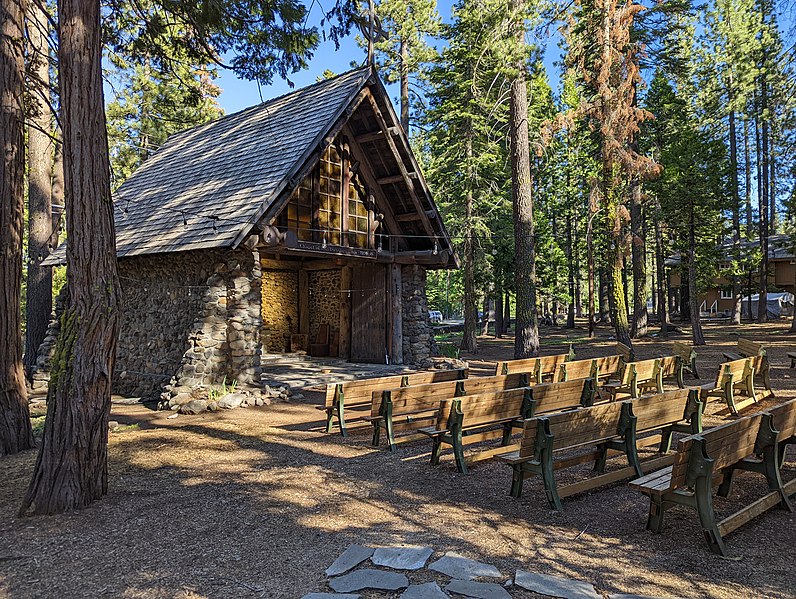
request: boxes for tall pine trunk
[494,271,503,339]
[566,203,575,329]
[24,0,55,377]
[20,0,121,514]
[728,105,742,325]
[460,131,478,353]
[399,37,409,134]
[629,177,647,337]
[654,208,669,335]
[688,201,705,345]
[758,77,769,323]
[1,0,35,456]
[510,0,539,358]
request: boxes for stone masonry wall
[35,247,263,400]
[261,269,298,353]
[309,269,341,345]
[401,265,438,364]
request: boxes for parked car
[428,310,443,323]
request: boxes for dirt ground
[1,321,795,599]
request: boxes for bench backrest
[714,358,750,387]
[672,341,694,362]
[403,368,468,386]
[530,378,594,414]
[657,355,679,379]
[325,375,407,407]
[617,342,633,362]
[632,358,660,382]
[438,388,532,431]
[519,400,626,457]
[460,373,529,395]
[767,398,796,441]
[372,380,461,417]
[593,355,624,379]
[737,337,765,357]
[670,414,765,490]
[495,352,569,378]
[627,388,701,433]
[555,359,595,382]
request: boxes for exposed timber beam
[363,90,436,237]
[394,212,421,222]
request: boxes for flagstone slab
[609,595,685,599]
[302,594,361,599]
[445,579,512,599]
[428,552,502,580]
[400,581,450,599]
[328,569,409,593]
[325,545,375,577]
[514,570,600,599]
[372,546,434,570]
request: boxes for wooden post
[391,264,404,364]
[298,269,309,335]
[339,266,352,360]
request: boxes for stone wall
[261,269,298,352]
[309,269,341,346]
[34,247,263,400]
[401,265,438,364]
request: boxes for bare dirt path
[1,321,794,598]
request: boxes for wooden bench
[494,347,575,380]
[673,341,699,379]
[603,358,662,400]
[769,399,796,470]
[616,341,634,362]
[592,355,624,382]
[630,406,795,556]
[555,358,596,383]
[369,373,529,450]
[699,358,756,416]
[653,355,686,389]
[722,337,764,362]
[420,388,535,474]
[321,369,467,436]
[498,388,702,510]
[788,352,796,369]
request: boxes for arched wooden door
[350,263,387,363]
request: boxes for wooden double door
[350,263,388,363]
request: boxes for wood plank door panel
[350,264,387,363]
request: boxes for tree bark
[587,211,595,338]
[20,0,121,514]
[566,190,575,329]
[688,201,705,345]
[758,87,769,323]
[24,0,55,377]
[460,131,478,354]
[728,107,742,324]
[510,0,539,358]
[503,291,511,334]
[654,210,669,335]
[629,178,647,337]
[494,273,503,339]
[1,0,35,456]
[743,117,753,238]
[599,268,611,324]
[399,37,409,134]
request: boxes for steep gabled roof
[110,67,373,258]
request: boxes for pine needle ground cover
[1,321,793,598]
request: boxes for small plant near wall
[208,377,238,402]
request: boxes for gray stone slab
[325,544,375,577]
[401,582,450,599]
[372,546,434,571]
[428,552,502,580]
[514,570,600,599]
[609,595,686,599]
[328,569,409,593]
[445,579,511,599]
[302,594,361,599]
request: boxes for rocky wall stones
[309,269,341,345]
[261,269,298,352]
[401,265,439,365]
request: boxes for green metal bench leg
[325,407,335,433]
[624,428,644,478]
[659,428,674,453]
[691,357,700,379]
[717,466,736,498]
[762,445,793,512]
[453,432,467,474]
[593,443,608,473]
[384,413,396,452]
[510,465,524,498]
[501,423,512,446]
[695,475,727,556]
[647,496,666,533]
[724,382,738,416]
[337,399,348,437]
[430,437,443,465]
[371,423,381,447]
[541,455,562,511]
[763,367,774,396]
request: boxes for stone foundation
[401,265,438,364]
[309,269,341,346]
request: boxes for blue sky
[213,0,564,115]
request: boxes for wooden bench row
[699,355,773,415]
[631,398,796,556]
[498,388,703,510]
[319,368,468,436]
